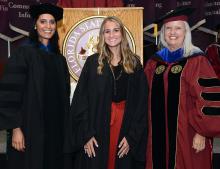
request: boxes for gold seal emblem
[155,65,166,74]
[171,65,182,74]
[62,16,135,81]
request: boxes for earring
[34,25,36,29]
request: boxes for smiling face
[103,20,122,50]
[164,20,186,51]
[36,13,56,46]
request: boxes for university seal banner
[62,16,135,81]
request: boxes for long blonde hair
[97,16,139,74]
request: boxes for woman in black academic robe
[0,3,70,169]
[66,16,148,169]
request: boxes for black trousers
[213,153,220,169]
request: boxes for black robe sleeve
[0,47,27,130]
[66,57,95,152]
[125,67,148,162]
[61,56,71,99]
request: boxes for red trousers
[108,101,125,169]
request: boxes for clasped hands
[84,136,129,158]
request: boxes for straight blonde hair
[159,21,202,57]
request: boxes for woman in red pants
[66,16,148,169]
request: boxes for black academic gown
[66,53,148,169]
[0,44,70,169]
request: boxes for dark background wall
[1,0,219,68]
[0,0,220,168]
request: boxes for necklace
[110,65,123,96]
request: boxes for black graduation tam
[29,3,63,21]
[155,6,195,24]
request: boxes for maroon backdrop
[0,0,58,77]
[0,0,219,71]
[57,0,123,7]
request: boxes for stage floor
[1,132,220,168]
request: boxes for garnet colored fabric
[108,101,125,169]
[205,44,220,79]
[57,0,123,7]
[145,52,220,169]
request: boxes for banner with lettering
[8,0,36,36]
[0,0,58,61]
[0,0,219,63]
[0,0,20,38]
[129,0,207,26]
[0,0,19,65]
[205,0,220,29]
[9,0,58,35]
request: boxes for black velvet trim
[201,92,220,101]
[151,63,167,169]
[202,107,220,115]
[167,60,187,169]
[198,78,220,87]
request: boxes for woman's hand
[84,137,98,158]
[12,128,25,152]
[118,137,129,158]
[192,133,205,153]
